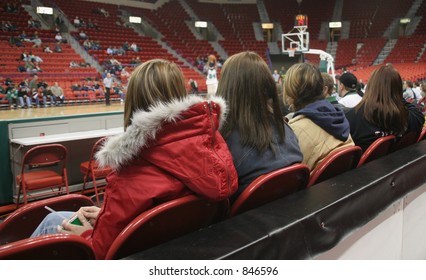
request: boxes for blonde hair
[321,72,334,97]
[123,59,187,128]
[284,63,324,111]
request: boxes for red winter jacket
[81,95,238,259]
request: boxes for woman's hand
[77,206,101,226]
[58,211,93,236]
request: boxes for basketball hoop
[288,48,296,57]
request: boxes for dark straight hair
[356,64,408,135]
[216,51,285,153]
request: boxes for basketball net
[288,48,296,57]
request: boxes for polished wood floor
[0,102,124,121]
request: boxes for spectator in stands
[9,35,23,47]
[17,80,32,108]
[322,72,344,111]
[120,67,130,84]
[83,39,92,50]
[93,80,103,95]
[50,82,64,105]
[345,64,425,152]
[5,21,17,31]
[54,42,62,53]
[19,31,27,41]
[42,86,56,107]
[31,52,43,63]
[69,61,80,68]
[336,72,362,109]
[112,82,125,103]
[31,32,42,48]
[28,75,38,94]
[4,2,18,13]
[421,83,426,98]
[116,46,126,56]
[130,42,139,52]
[28,19,37,29]
[43,45,53,53]
[4,2,14,13]
[87,19,95,28]
[6,85,18,109]
[73,16,81,28]
[106,46,114,55]
[413,82,421,98]
[79,18,87,28]
[129,56,141,67]
[0,21,8,31]
[284,63,354,170]
[100,8,109,17]
[31,58,238,260]
[92,40,101,50]
[79,31,88,40]
[272,69,280,87]
[103,73,113,106]
[122,41,130,51]
[403,80,421,104]
[55,33,64,43]
[25,60,38,72]
[216,51,302,199]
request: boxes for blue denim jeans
[31,211,74,237]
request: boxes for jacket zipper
[208,101,231,194]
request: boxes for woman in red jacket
[31,59,238,259]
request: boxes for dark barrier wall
[126,141,426,260]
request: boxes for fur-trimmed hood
[96,95,228,170]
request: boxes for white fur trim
[96,95,227,170]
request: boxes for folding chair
[80,137,112,206]
[16,144,69,209]
[105,194,229,259]
[307,146,362,188]
[229,164,310,217]
[357,135,396,167]
[0,234,95,260]
[0,194,94,245]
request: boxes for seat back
[357,135,396,167]
[87,137,110,173]
[0,194,94,245]
[392,131,420,152]
[105,194,229,260]
[308,146,362,188]
[22,144,67,169]
[418,127,426,143]
[0,234,95,260]
[80,137,112,205]
[229,164,310,217]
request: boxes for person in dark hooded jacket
[284,63,355,170]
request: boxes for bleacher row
[2,0,426,110]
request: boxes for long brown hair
[216,51,284,152]
[123,59,187,128]
[356,64,408,134]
